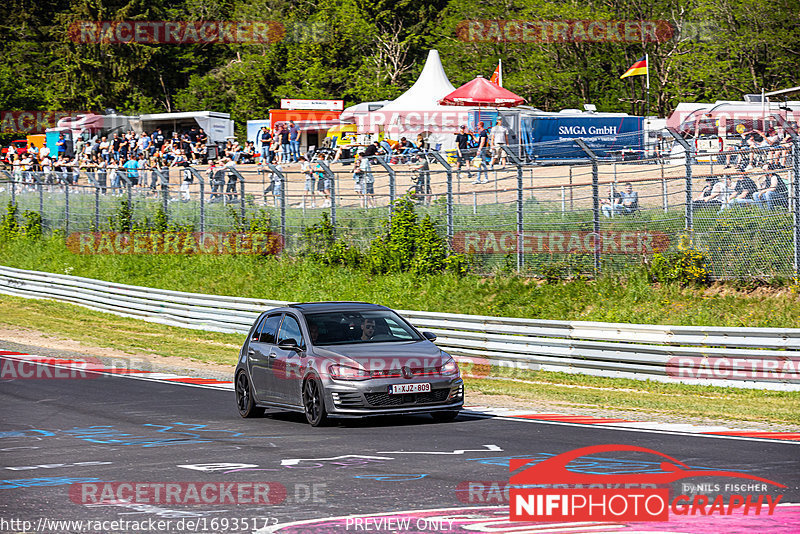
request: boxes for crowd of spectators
[4,127,252,200]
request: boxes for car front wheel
[303,376,328,427]
[235,371,264,418]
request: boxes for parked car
[234,302,464,426]
[2,140,28,163]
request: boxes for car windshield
[305,310,423,346]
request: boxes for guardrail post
[267,164,287,242]
[427,151,453,240]
[668,127,695,234]
[10,175,16,206]
[575,139,600,275]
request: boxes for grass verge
[2,295,798,426]
[1,235,800,327]
[0,295,242,366]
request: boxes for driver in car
[360,318,376,341]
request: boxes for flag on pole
[489,60,502,87]
[620,56,648,79]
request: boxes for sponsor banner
[452,230,670,255]
[456,20,674,43]
[511,488,669,521]
[509,444,786,523]
[0,111,91,134]
[68,21,285,44]
[65,232,284,255]
[356,110,472,134]
[281,99,344,111]
[667,356,800,382]
[69,482,286,505]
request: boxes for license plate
[390,383,431,394]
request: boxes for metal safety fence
[1,265,798,391]
[1,127,798,280]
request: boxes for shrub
[650,235,710,286]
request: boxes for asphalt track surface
[1,342,799,534]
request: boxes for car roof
[288,301,391,314]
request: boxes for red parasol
[438,76,525,107]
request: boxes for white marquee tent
[356,50,473,150]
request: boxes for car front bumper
[322,377,464,417]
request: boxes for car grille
[365,388,450,407]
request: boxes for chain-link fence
[1,128,798,280]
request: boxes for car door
[249,313,282,403]
[269,314,306,406]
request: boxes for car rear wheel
[235,371,264,418]
[431,410,459,422]
[303,377,328,427]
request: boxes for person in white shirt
[99,136,110,162]
[490,118,508,166]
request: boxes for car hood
[311,341,444,368]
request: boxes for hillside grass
[1,235,800,327]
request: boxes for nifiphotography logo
[509,444,785,522]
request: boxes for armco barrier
[1,265,798,391]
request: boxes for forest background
[1,0,798,142]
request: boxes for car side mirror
[279,339,302,351]
[422,331,437,342]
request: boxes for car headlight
[441,354,460,376]
[328,363,371,381]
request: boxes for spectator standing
[279,124,291,164]
[39,143,50,164]
[299,155,316,208]
[223,157,238,201]
[315,160,331,207]
[111,133,121,161]
[490,117,508,166]
[266,163,283,206]
[96,156,107,194]
[289,121,300,162]
[107,159,120,194]
[259,126,272,164]
[137,153,149,190]
[122,156,139,187]
[473,121,490,184]
[56,134,67,159]
[99,136,110,163]
[455,125,474,182]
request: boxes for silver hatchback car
[234,302,464,426]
